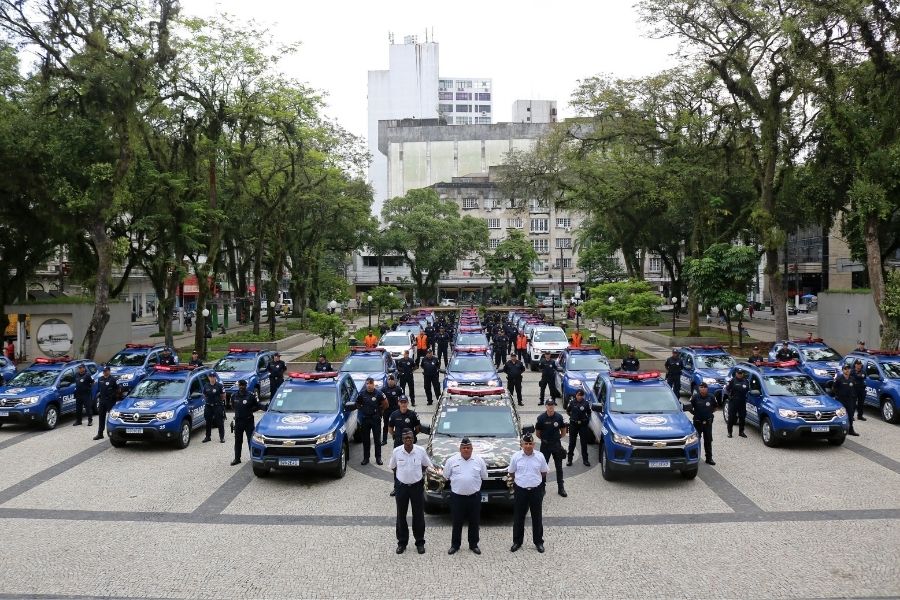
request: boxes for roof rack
[288,371,339,380]
[446,387,506,397]
[608,370,660,380]
[152,365,197,372]
[34,356,72,364]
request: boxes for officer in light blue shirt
[443,438,488,555]
[508,433,549,553]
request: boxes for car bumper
[606,443,701,471]
[771,421,847,440]
[250,440,342,469]
[0,408,42,424]
[108,422,181,442]
[424,480,514,506]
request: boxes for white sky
[183,0,678,140]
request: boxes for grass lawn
[298,340,351,363]
[206,328,292,349]
[668,327,760,345]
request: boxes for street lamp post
[549,289,557,323]
[608,296,616,346]
[574,291,581,330]
[388,291,394,323]
[367,294,373,329]
[671,296,678,336]
[327,300,339,350]
[201,308,210,358]
[269,300,276,339]
[735,303,744,350]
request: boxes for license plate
[481,494,489,503]
[811,426,830,433]
[278,458,300,467]
[125,428,143,434]
[0,411,8,417]
[648,460,671,469]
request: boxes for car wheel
[761,417,779,447]
[174,419,191,449]
[828,434,846,446]
[722,400,730,423]
[680,467,698,480]
[881,399,899,424]
[331,442,348,479]
[600,444,618,481]
[252,464,270,478]
[109,436,127,448]
[42,404,59,430]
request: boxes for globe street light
[367,294,373,329]
[201,308,210,358]
[735,303,745,350]
[671,296,679,336]
[268,300,276,339]
[608,296,616,346]
[549,289,557,322]
[327,300,339,349]
[574,291,582,330]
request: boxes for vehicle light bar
[228,347,262,353]
[34,356,71,364]
[793,337,824,343]
[455,346,488,353]
[753,360,799,368]
[125,343,155,349]
[447,387,506,397]
[568,346,601,352]
[153,365,197,372]
[608,370,661,380]
[686,345,724,350]
[865,350,900,356]
[350,346,388,353]
[289,371,339,380]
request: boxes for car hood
[532,341,568,350]
[380,343,410,352]
[566,369,606,382]
[427,436,520,469]
[108,366,142,376]
[115,397,185,412]
[256,411,339,437]
[445,371,498,383]
[0,385,53,399]
[768,395,843,411]
[607,412,693,439]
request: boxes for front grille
[120,413,156,424]
[264,446,317,457]
[630,438,685,448]
[631,448,685,459]
[264,437,317,447]
[798,410,836,422]
[0,398,21,407]
[482,478,511,492]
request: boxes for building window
[455,116,472,125]
[554,258,573,269]
[486,218,501,229]
[489,238,501,250]
[532,239,549,254]
[457,80,473,89]
[439,80,452,90]
[439,103,453,113]
[478,80,490,88]
[530,218,549,233]
[556,217,571,229]
[438,91,453,101]
[455,92,472,101]
[475,116,491,124]
[455,104,472,112]
[555,238,572,249]
[462,197,478,210]
[530,199,548,212]
[362,255,404,267]
[484,199,500,210]
[507,198,522,209]
[475,92,491,101]
[507,217,523,229]
[532,260,547,273]
[475,105,491,113]
[648,257,662,273]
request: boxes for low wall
[226,332,318,353]
[629,330,722,348]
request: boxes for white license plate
[278,458,300,467]
[811,426,830,433]
[481,494,489,503]
[648,460,671,468]
[125,428,143,434]
[0,411,8,417]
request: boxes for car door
[864,361,882,407]
[679,352,694,391]
[555,351,567,391]
[146,351,159,369]
[746,373,763,425]
[257,354,271,398]
[343,377,358,435]
[588,378,607,441]
[57,368,76,414]
[188,376,205,428]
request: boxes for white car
[527,325,570,369]
[378,331,417,362]
[439,299,457,307]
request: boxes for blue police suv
[585,370,700,481]
[211,347,275,405]
[0,356,99,430]
[767,338,842,390]
[677,345,736,404]
[443,348,501,389]
[104,343,179,393]
[555,346,611,401]
[0,355,16,385]
[722,360,848,447]
[249,371,359,478]
[338,347,395,391]
[107,365,211,449]
[841,350,900,424]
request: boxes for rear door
[746,372,763,425]
[257,354,271,398]
[865,361,882,407]
[57,368,76,414]
[188,376,205,428]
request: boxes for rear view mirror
[343,401,357,412]
[749,389,761,396]
[590,402,603,413]
[190,392,203,400]
[419,425,431,435]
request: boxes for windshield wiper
[633,410,668,414]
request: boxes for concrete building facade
[512,100,557,124]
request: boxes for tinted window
[801,346,841,361]
[866,362,880,377]
[340,355,386,372]
[881,362,900,379]
[449,355,495,373]
[214,358,256,372]
[107,351,146,367]
[695,355,736,369]
[433,405,517,437]
[568,354,610,370]
[607,386,679,413]
[58,370,75,386]
[189,378,203,397]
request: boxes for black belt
[396,479,424,487]
[451,491,480,497]
[514,483,543,491]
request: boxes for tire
[173,419,191,450]
[828,434,846,446]
[761,417,780,447]
[600,444,618,481]
[331,442,348,479]
[42,404,59,430]
[681,468,698,480]
[253,464,270,478]
[722,400,730,424]
[109,436,127,448]
[881,399,899,424]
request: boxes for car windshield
[568,354,610,371]
[763,375,822,396]
[449,355,495,373]
[533,330,567,343]
[214,358,257,372]
[130,378,187,399]
[608,387,679,413]
[434,405,518,437]
[695,355,736,369]
[269,387,336,412]
[7,369,58,387]
[106,351,147,367]
[380,334,410,346]
[882,362,900,378]
[802,346,841,362]
[340,355,384,372]
[456,333,488,346]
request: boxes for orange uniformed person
[515,332,529,364]
[570,330,583,348]
[416,329,429,366]
[364,330,379,348]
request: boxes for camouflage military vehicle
[420,386,522,512]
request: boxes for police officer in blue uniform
[686,382,715,465]
[501,353,526,407]
[382,375,404,446]
[725,369,749,438]
[435,327,451,368]
[356,377,388,465]
[424,323,436,353]
[159,348,176,366]
[565,389,591,467]
[73,363,94,427]
[267,353,287,397]
[851,360,867,421]
[833,364,859,436]
[619,347,640,372]
[314,354,333,372]
[420,349,441,406]
[202,372,226,443]
[746,346,765,364]
[93,365,117,440]
[396,350,417,406]
[187,350,204,368]
[535,400,568,497]
[537,352,560,405]
[492,330,508,368]
[230,379,259,465]
[664,349,684,396]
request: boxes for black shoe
[389,490,396,497]
[73,422,82,427]
[381,440,387,446]
[376,458,383,465]
[583,460,590,467]
[706,458,716,465]
[536,543,545,553]
[558,487,567,497]
[361,459,369,465]
[566,460,573,467]
[448,546,459,555]
[427,402,433,406]
[538,401,544,405]
[202,437,211,443]
[470,546,481,555]
[230,459,241,466]
[92,434,103,440]
[848,430,860,436]
[87,420,92,426]
[396,545,406,554]
[727,433,733,438]
[220,438,225,443]
[416,545,425,554]
[411,403,416,407]
[738,432,747,438]
[858,416,867,421]
[510,543,521,552]
[518,402,523,406]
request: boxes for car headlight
[117,373,134,381]
[684,432,699,445]
[778,408,798,419]
[108,409,121,419]
[486,379,499,386]
[612,432,632,446]
[19,396,40,405]
[252,432,267,444]
[835,407,847,417]
[812,369,829,376]
[155,410,175,421]
[702,377,718,385]
[316,430,336,445]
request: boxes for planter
[629,330,723,348]
[226,332,318,352]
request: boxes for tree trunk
[252,235,263,335]
[765,248,788,341]
[80,223,112,359]
[862,214,891,348]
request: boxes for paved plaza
[0,371,898,599]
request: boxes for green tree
[581,280,662,346]
[307,310,347,352]
[369,285,404,321]
[484,230,538,302]
[381,188,489,303]
[882,271,900,350]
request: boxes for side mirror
[343,401,357,412]
[419,425,431,435]
[590,402,603,413]
[748,389,761,397]
[190,392,203,400]
[869,374,881,381]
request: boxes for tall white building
[512,100,557,124]
[438,77,493,125]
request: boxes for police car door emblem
[281,414,313,425]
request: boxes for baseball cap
[238,379,247,387]
[522,433,534,443]
[545,398,557,406]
